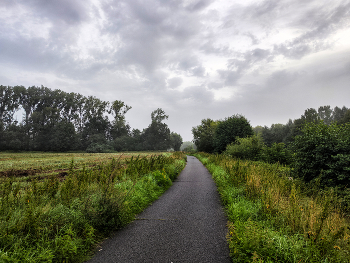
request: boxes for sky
[1,0,350,142]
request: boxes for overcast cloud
[1,0,350,141]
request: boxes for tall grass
[195,153,350,262]
[0,153,186,262]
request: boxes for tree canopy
[0,85,182,152]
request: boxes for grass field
[0,152,160,177]
[0,151,186,262]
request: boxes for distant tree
[333,106,349,123]
[338,109,350,125]
[151,108,168,123]
[110,100,132,139]
[192,118,218,153]
[214,115,253,153]
[82,96,110,149]
[141,108,171,150]
[253,125,264,135]
[318,105,333,125]
[180,141,196,151]
[170,132,183,151]
[0,85,21,125]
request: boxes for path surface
[86,156,231,263]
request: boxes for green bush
[86,143,113,153]
[224,135,264,161]
[225,136,292,165]
[292,121,350,187]
[261,142,292,165]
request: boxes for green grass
[0,152,186,262]
[194,153,350,263]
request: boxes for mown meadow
[0,151,186,262]
[194,153,350,262]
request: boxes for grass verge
[194,153,350,262]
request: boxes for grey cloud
[24,0,89,25]
[207,82,222,90]
[226,48,271,74]
[217,70,240,86]
[181,85,214,104]
[186,0,213,12]
[243,32,260,45]
[265,70,302,90]
[167,77,183,89]
[200,41,232,56]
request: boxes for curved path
[86,156,231,263]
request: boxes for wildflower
[334,246,341,250]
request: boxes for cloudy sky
[1,0,350,141]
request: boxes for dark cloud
[25,0,89,25]
[186,0,213,12]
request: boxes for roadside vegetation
[195,153,349,262]
[0,152,186,262]
[190,105,350,261]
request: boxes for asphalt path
[86,156,231,263]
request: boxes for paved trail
[86,156,231,263]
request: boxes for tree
[214,115,253,153]
[151,108,168,123]
[170,132,183,151]
[333,106,349,123]
[141,108,171,150]
[192,118,218,153]
[82,96,110,149]
[110,100,131,139]
[318,105,333,125]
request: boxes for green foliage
[225,135,264,161]
[214,114,253,153]
[192,118,218,153]
[292,121,350,187]
[141,108,171,151]
[224,135,292,165]
[86,143,113,153]
[170,132,183,151]
[261,142,292,165]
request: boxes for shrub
[86,143,113,153]
[224,135,264,161]
[261,142,292,165]
[291,121,350,187]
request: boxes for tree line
[192,105,350,203]
[0,85,182,152]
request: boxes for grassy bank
[0,152,186,262]
[194,153,350,262]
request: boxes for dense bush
[224,135,292,165]
[224,135,264,161]
[261,142,292,165]
[292,121,350,188]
